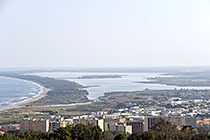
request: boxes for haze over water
[33,72,210,100]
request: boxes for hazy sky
[0,0,210,68]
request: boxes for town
[1,94,210,135]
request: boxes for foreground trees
[128,120,210,140]
[0,121,210,140]
[114,133,127,140]
[0,124,102,140]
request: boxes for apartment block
[144,116,162,131]
[20,118,49,133]
[127,121,144,133]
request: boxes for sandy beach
[0,76,50,112]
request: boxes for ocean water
[1,71,210,109]
[0,77,41,108]
[32,72,210,100]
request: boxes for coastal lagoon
[0,77,42,108]
[32,72,210,100]
[1,72,210,109]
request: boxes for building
[167,117,183,127]
[49,121,60,133]
[20,118,49,133]
[105,122,132,134]
[183,117,196,128]
[48,116,70,133]
[0,131,4,136]
[127,121,144,133]
[49,121,69,133]
[1,124,20,132]
[144,116,162,131]
[197,118,210,128]
[73,118,104,132]
[124,125,132,134]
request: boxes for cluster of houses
[1,96,210,134]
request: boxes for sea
[0,77,42,108]
[1,72,210,108]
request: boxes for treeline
[1,121,210,140]
[0,124,102,140]
[0,73,84,90]
[127,120,210,140]
[138,76,210,87]
[104,89,210,99]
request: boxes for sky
[0,0,210,68]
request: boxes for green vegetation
[127,120,210,140]
[137,76,210,87]
[137,71,210,87]
[1,121,210,140]
[0,124,102,140]
[99,89,210,110]
[114,133,127,140]
[102,132,114,140]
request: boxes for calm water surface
[33,72,210,100]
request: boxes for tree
[102,131,114,140]
[151,120,180,140]
[52,126,71,140]
[114,133,127,140]
[192,134,209,140]
[140,131,156,140]
[70,124,102,140]
[17,131,49,140]
[128,132,142,140]
[197,125,210,135]
[88,124,103,140]
[181,126,197,135]
[152,120,179,134]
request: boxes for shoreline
[134,81,210,89]
[0,76,50,112]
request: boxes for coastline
[0,76,50,112]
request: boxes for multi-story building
[144,116,162,131]
[127,121,144,133]
[167,117,183,127]
[73,118,104,132]
[48,116,70,133]
[20,118,49,133]
[49,121,61,133]
[183,117,196,128]
[1,124,20,132]
[105,122,132,134]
